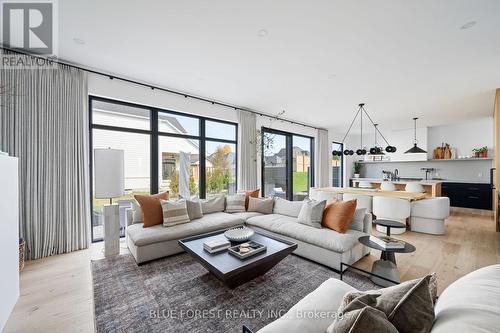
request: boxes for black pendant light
[404,117,427,154]
[337,103,396,156]
[369,124,385,155]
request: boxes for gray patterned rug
[91,253,379,333]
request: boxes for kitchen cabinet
[441,182,492,210]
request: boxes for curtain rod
[1,46,324,131]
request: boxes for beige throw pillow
[225,193,246,213]
[201,195,225,214]
[186,199,203,220]
[247,197,274,214]
[161,199,190,227]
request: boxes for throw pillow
[225,193,246,213]
[273,197,304,217]
[201,195,226,214]
[327,305,399,333]
[161,199,190,227]
[247,197,274,214]
[298,198,327,228]
[131,199,143,223]
[186,199,203,220]
[337,275,435,333]
[348,208,367,232]
[134,192,169,228]
[238,189,260,210]
[322,199,357,233]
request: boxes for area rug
[92,253,379,333]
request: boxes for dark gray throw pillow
[328,305,398,333]
[333,275,435,333]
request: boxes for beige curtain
[0,51,90,259]
[237,110,258,190]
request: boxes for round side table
[358,235,416,287]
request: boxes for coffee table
[358,235,415,287]
[178,228,297,288]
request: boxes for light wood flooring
[4,208,500,332]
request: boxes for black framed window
[261,127,314,201]
[90,96,238,242]
[332,141,343,187]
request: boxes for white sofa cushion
[230,211,263,221]
[273,197,303,217]
[431,264,500,333]
[411,197,450,220]
[246,214,366,253]
[257,278,355,333]
[127,212,244,246]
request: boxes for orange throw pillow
[322,199,357,233]
[240,189,260,210]
[134,192,169,228]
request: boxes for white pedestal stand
[103,204,120,256]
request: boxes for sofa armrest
[363,213,373,234]
[125,208,134,227]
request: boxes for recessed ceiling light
[328,74,337,79]
[73,38,85,45]
[460,21,476,30]
[258,29,268,37]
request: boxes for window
[332,141,343,187]
[90,97,238,242]
[206,141,236,198]
[262,128,314,201]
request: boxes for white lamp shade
[94,149,124,198]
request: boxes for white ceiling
[59,0,500,132]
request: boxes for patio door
[261,128,314,201]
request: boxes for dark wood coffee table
[178,229,297,288]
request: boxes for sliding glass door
[332,141,343,187]
[262,128,314,201]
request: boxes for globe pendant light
[369,124,385,155]
[336,103,396,157]
[404,117,427,154]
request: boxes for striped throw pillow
[225,193,246,213]
[160,199,190,227]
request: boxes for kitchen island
[350,178,443,197]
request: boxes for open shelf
[358,158,493,164]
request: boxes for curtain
[315,129,330,188]
[237,110,258,190]
[0,51,90,260]
[179,151,190,199]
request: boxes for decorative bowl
[224,227,255,242]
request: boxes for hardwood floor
[4,208,500,332]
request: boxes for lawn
[293,172,308,193]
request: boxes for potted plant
[472,147,488,158]
[353,162,362,178]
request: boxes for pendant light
[404,117,427,154]
[332,103,396,157]
[369,124,385,155]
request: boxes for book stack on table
[203,239,231,253]
[369,235,405,249]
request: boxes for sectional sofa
[125,197,372,271]
[257,264,500,333]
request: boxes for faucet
[394,169,399,181]
[382,170,398,181]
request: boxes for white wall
[427,117,494,158]
[0,156,19,331]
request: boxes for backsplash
[360,159,493,183]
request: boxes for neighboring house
[265,146,311,172]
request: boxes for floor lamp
[94,148,124,256]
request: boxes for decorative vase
[354,173,360,178]
[482,150,488,158]
[474,152,480,158]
